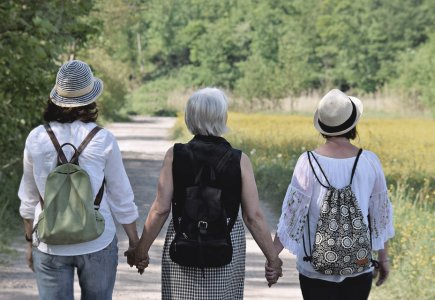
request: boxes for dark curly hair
[322,127,357,140]
[43,99,98,123]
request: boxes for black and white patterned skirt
[162,218,246,300]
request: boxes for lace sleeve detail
[277,185,311,254]
[369,190,394,250]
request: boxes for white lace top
[277,150,394,282]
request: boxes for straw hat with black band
[50,60,104,108]
[314,89,363,136]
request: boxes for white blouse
[19,121,138,256]
[277,150,394,282]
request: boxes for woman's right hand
[373,260,390,286]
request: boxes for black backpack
[303,149,377,275]
[169,146,235,269]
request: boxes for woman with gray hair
[128,87,282,299]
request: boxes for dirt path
[0,116,301,299]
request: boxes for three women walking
[19,60,394,300]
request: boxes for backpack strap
[44,124,68,164]
[302,214,313,263]
[307,151,330,188]
[349,149,363,185]
[183,144,236,230]
[73,126,105,209]
[303,151,330,262]
[70,126,103,164]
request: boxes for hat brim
[50,78,104,108]
[313,96,363,136]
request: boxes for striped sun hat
[50,60,104,107]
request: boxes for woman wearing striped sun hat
[19,60,140,300]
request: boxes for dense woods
[1,0,434,231]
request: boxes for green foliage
[118,0,435,114]
[124,76,185,115]
[153,108,178,117]
[393,33,435,115]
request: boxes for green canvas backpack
[33,124,105,245]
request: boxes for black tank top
[172,135,242,230]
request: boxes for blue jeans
[32,237,118,300]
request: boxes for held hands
[124,240,150,275]
[265,257,283,287]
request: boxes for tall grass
[371,182,435,300]
[173,112,435,299]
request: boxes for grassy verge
[369,183,434,300]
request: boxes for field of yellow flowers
[174,112,434,300]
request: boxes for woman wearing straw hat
[270,89,394,300]
[18,60,140,300]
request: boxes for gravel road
[0,116,302,299]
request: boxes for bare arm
[122,222,139,245]
[240,153,280,266]
[134,148,173,264]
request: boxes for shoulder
[295,151,311,169]
[27,124,45,139]
[240,152,251,167]
[165,146,174,160]
[25,124,48,148]
[361,149,383,167]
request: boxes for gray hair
[185,87,228,136]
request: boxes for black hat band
[318,99,357,133]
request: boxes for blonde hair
[185,87,228,136]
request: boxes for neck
[325,137,351,146]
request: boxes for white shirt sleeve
[367,152,395,250]
[18,137,41,219]
[277,153,313,254]
[103,133,138,224]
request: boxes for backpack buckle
[198,221,208,229]
[198,221,208,234]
